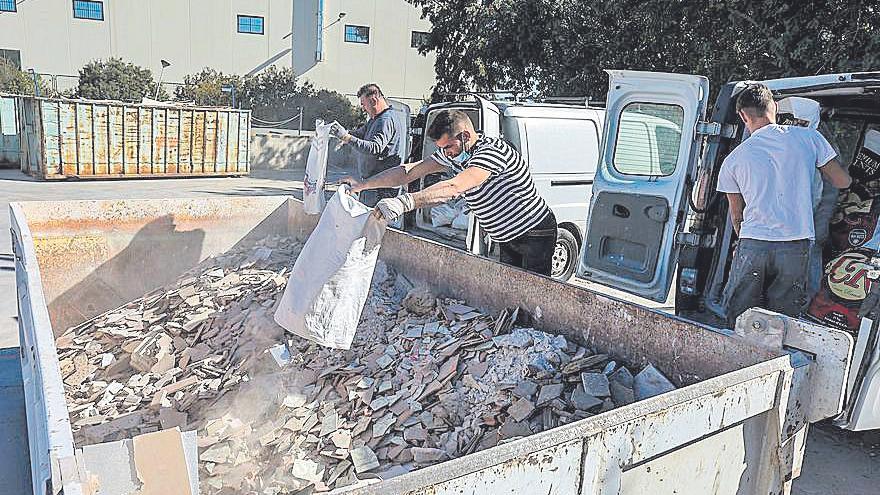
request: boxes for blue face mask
[452,135,470,164]
[453,150,471,164]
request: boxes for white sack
[303,120,333,215]
[430,204,457,227]
[274,188,386,349]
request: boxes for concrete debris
[57,234,675,494]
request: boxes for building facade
[0,0,435,105]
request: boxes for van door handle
[646,205,669,222]
[551,179,594,186]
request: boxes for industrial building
[0,0,436,106]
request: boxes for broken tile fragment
[411,447,447,464]
[350,446,380,473]
[634,364,676,400]
[581,372,611,397]
[570,385,603,411]
[536,384,564,407]
[508,398,536,422]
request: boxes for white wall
[0,0,435,105]
[292,0,436,107]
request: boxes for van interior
[682,78,880,332]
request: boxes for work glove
[375,194,416,222]
[329,121,348,140]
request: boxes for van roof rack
[435,91,605,108]
[437,90,523,102]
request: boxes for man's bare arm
[726,193,745,236]
[410,167,491,209]
[348,157,446,193]
[818,158,852,189]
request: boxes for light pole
[221,84,237,109]
[155,59,171,100]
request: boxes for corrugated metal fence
[5,94,251,179]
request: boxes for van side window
[613,103,684,176]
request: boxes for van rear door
[577,70,709,302]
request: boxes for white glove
[329,121,348,140]
[375,194,415,222]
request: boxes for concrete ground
[0,167,877,493]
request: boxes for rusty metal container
[12,95,250,179]
[10,196,855,495]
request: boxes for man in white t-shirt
[717,84,853,327]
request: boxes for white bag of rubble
[274,187,386,349]
[430,203,457,227]
[303,120,333,215]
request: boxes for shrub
[76,58,166,102]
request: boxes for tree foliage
[175,66,364,130]
[409,0,880,100]
[173,68,243,107]
[76,58,166,102]
[0,59,39,95]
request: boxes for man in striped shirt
[343,109,557,276]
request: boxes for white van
[577,70,880,430]
[406,97,605,280]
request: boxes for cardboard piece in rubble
[77,428,198,495]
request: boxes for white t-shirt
[716,124,837,241]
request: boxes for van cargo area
[12,196,850,494]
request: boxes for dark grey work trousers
[721,238,811,328]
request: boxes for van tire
[552,228,578,281]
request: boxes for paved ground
[0,167,876,493]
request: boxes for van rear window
[613,103,683,176]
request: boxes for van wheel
[552,229,578,280]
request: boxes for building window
[0,0,17,13]
[237,15,264,35]
[411,31,430,49]
[0,49,21,69]
[344,25,370,44]
[73,0,104,21]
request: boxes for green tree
[174,68,243,107]
[0,59,40,95]
[76,58,166,102]
[174,65,364,130]
[238,67,364,130]
[409,0,880,100]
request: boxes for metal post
[155,60,171,100]
[28,69,39,97]
[298,107,303,135]
[155,67,165,100]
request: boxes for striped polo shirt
[431,136,551,243]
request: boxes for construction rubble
[56,235,676,494]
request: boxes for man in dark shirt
[330,84,405,207]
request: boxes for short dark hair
[357,83,383,98]
[736,83,774,117]
[426,109,470,140]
